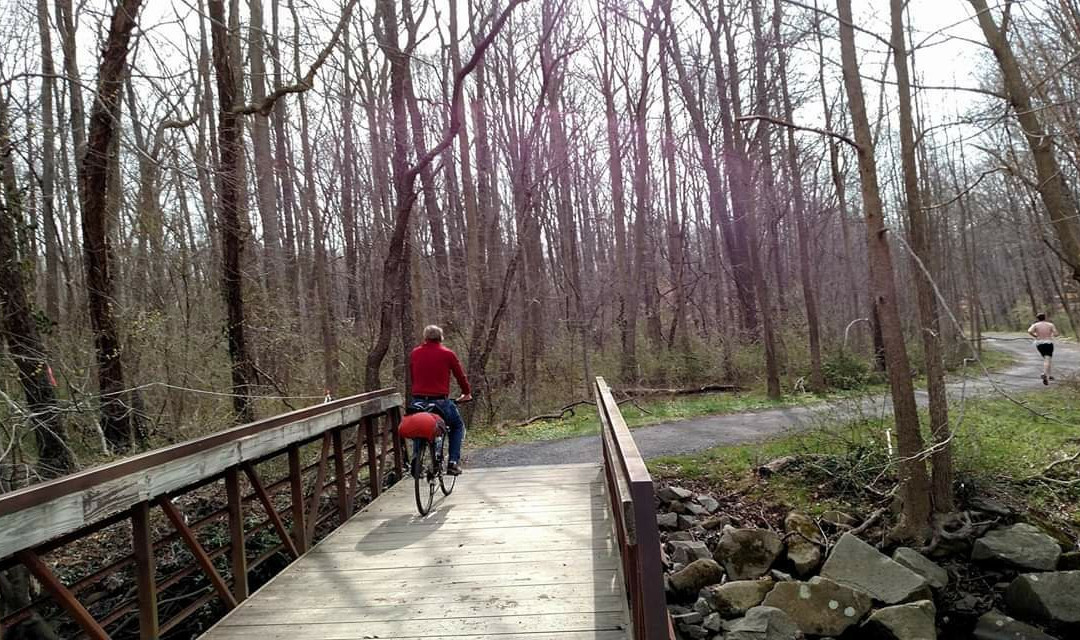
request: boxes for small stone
[702,514,732,530]
[670,540,712,565]
[703,612,723,632]
[685,502,709,516]
[972,523,1062,571]
[726,606,802,640]
[697,495,721,513]
[1058,551,1080,570]
[699,579,775,618]
[784,512,824,577]
[668,531,694,542]
[658,485,695,502]
[968,494,1014,517]
[863,600,937,640]
[672,611,704,626]
[820,533,930,604]
[680,624,709,639]
[762,576,872,637]
[693,597,714,616]
[714,526,785,580]
[677,514,698,531]
[973,610,1057,640]
[658,512,679,530]
[1005,570,1080,625]
[670,559,725,595]
[757,456,798,476]
[893,547,949,589]
[770,569,795,582]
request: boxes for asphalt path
[464,333,1078,468]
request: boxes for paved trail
[466,334,1078,468]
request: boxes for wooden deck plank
[199,463,629,640]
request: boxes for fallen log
[616,384,740,396]
[507,396,642,429]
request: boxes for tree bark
[891,0,953,512]
[208,0,256,423]
[837,0,932,539]
[77,0,143,451]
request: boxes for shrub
[822,350,871,390]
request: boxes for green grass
[467,390,821,449]
[649,384,1080,530]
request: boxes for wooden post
[16,550,109,640]
[157,498,239,610]
[287,443,307,553]
[224,468,249,602]
[131,501,159,640]
[364,416,379,497]
[377,416,390,488]
[242,463,300,559]
[389,406,404,479]
[331,427,349,523]
[305,433,331,544]
[349,424,364,511]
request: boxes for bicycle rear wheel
[438,439,455,495]
[412,439,435,515]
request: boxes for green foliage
[822,350,872,390]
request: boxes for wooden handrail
[595,377,673,640]
[0,391,406,640]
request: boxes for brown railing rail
[0,388,405,640]
[594,377,673,640]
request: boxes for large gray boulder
[725,606,803,640]
[820,533,930,604]
[670,540,711,566]
[893,547,949,590]
[1005,571,1080,625]
[784,512,824,577]
[973,610,1058,640]
[657,485,695,503]
[761,576,872,637]
[670,558,725,594]
[714,526,785,580]
[862,600,937,640]
[972,523,1061,571]
[699,579,775,618]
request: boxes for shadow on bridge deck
[199,463,631,640]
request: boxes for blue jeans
[411,398,466,464]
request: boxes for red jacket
[410,341,471,397]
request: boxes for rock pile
[656,483,1078,640]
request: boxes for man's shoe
[447,461,462,476]
[1042,373,1049,385]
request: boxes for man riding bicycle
[409,325,471,475]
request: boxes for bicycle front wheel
[412,439,435,515]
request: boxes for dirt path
[465,334,1078,468]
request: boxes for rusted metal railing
[594,377,673,640]
[0,389,404,639]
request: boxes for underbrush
[649,383,1080,541]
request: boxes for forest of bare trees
[2,0,1080,535]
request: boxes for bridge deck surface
[201,463,630,640]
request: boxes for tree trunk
[208,0,255,422]
[248,0,284,295]
[77,0,143,451]
[969,0,1080,283]
[837,0,932,539]
[37,0,61,323]
[891,0,953,512]
[0,101,74,475]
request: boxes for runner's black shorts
[1037,343,1055,357]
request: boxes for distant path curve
[465,333,1078,468]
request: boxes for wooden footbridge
[0,380,671,640]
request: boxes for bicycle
[402,400,460,515]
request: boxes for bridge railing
[595,377,673,640]
[0,388,404,640]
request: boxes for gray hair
[423,325,444,342]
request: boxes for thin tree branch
[736,114,862,150]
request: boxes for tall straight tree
[837,0,932,539]
[77,0,144,451]
[208,0,256,422]
[891,0,952,512]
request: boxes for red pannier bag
[398,412,445,441]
